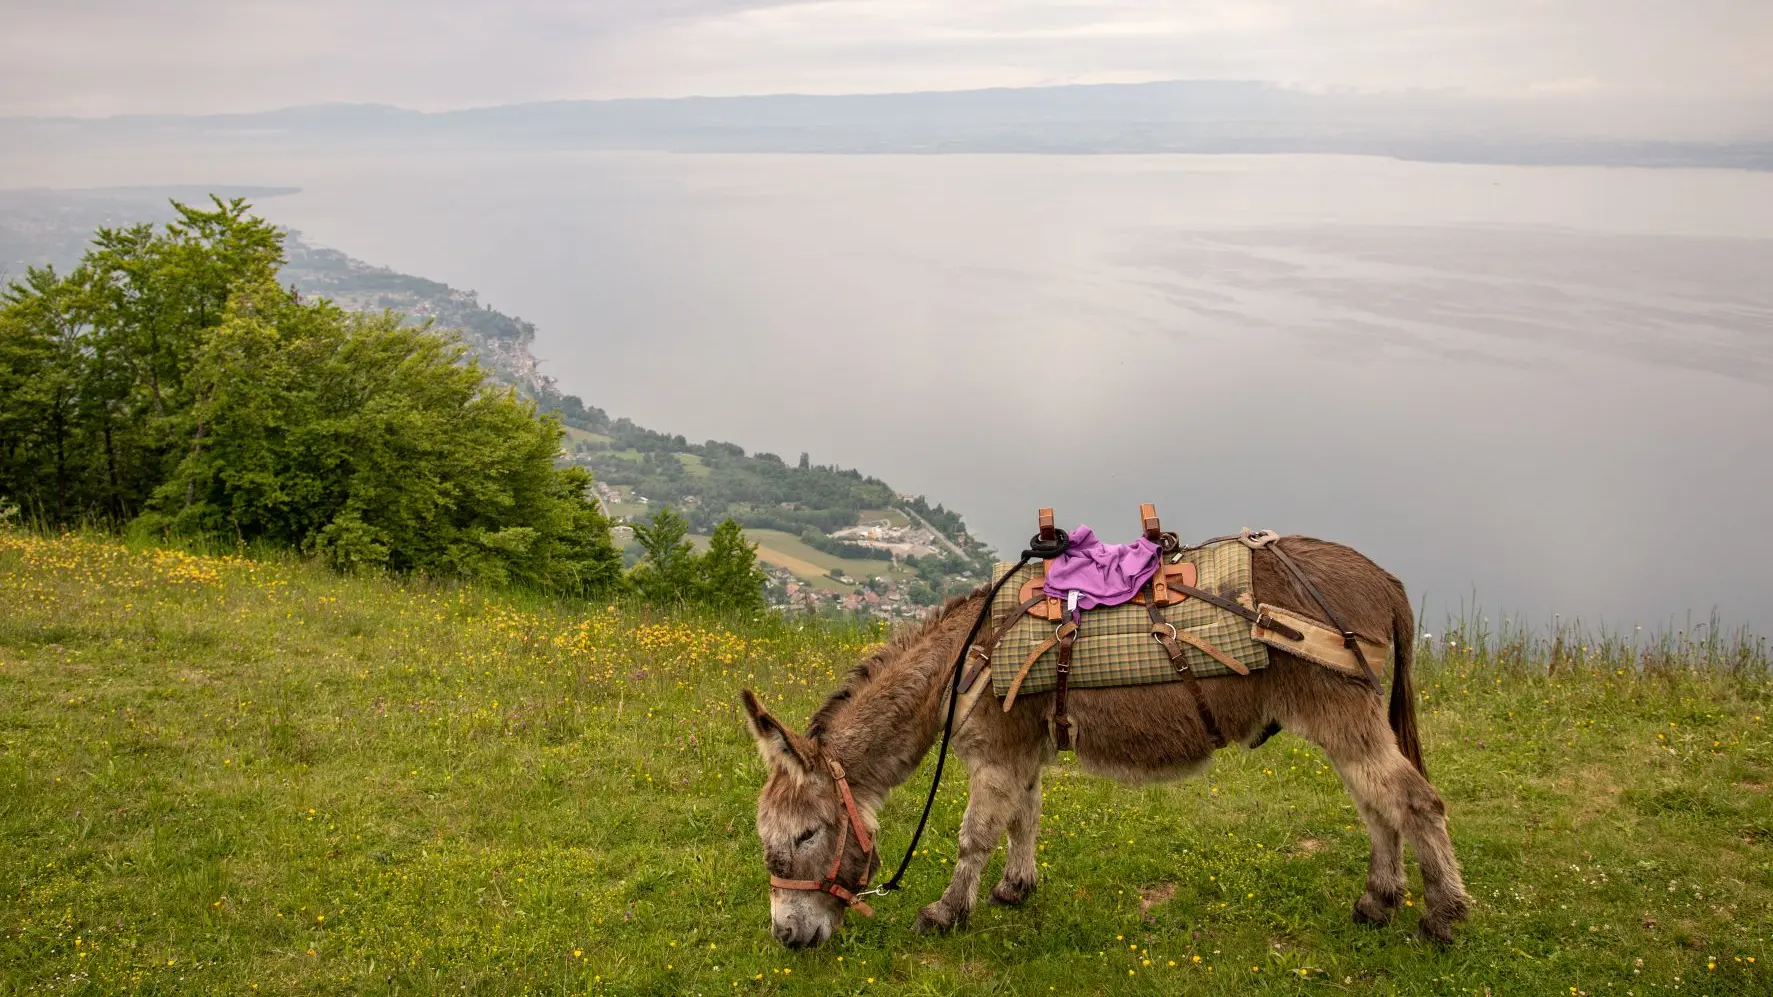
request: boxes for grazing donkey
[742,536,1469,948]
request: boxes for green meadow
[2,529,1768,996]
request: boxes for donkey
[742,536,1470,948]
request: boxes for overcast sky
[3,0,1770,118]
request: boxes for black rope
[877,530,1068,895]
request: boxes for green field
[1,530,1769,996]
[674,454,712,479]
[856,510,911,529]
[743,530,914,592]
[609,527,906,593]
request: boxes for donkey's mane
[804,585,987,741]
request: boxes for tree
[699,518,767,613]
[0,268,82,522]
[0,197,623,597]
[628,506,698,604]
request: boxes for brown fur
[744,536,1470,948]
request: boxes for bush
[627,508,767,612]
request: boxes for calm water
[7,149,1772,629]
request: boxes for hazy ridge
[7,81,1770,170]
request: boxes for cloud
[1,0,1768,117]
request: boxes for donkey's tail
[1389,591,1426,777]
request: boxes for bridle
[767,757,880,916]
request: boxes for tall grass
[1420,596,1769,681]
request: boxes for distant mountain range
[6,80,1770,170]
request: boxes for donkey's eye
[793,829,817,846]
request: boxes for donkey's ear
[740,689,816,775]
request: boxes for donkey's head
[741,690,875,948]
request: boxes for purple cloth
[1042,525,1161,610]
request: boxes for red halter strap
[767,757,878,916]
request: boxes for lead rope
[870,528,1069,897]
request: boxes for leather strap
[1162,577,1306,642]
[966,592,1046,683]
[1052,619,1077,750]
[1265,542,1384,695]
[828,759,873,856]
[1164,622,1251,675]
[1000,629,1060,711]
[1145,588,1227,749]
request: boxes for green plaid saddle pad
[987,539,1269,700]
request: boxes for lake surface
[6,148,1771,630]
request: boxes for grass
[1,529,1769,996]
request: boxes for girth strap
[1051,618,1077,750]
[1145,585,1227,749]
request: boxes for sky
[2,0,1771,119]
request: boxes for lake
[6,148,1771,630]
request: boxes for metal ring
[1151,622,1178,641]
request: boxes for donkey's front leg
[989,768,1042,906]
[912,761,1025,935]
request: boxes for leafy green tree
[628,506,698,604]
[699,518,767,613]
[0,269,83,522]
[0,197,622,597]
[0,198,284,525]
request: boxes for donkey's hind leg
[1350,800,1405,925]
[912,751,1041,935]
[1334,734,1469,941]
[1287,683,1470,943]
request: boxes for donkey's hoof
[1418,894,1471,945]
[912,901,961,935]
[1352,891,1397,926]
[1417,916,1456,945]
[989,878,1036,907]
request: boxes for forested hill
[0,189,997,611]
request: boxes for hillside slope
[2,529,1767,994]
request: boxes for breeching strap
[1264,541,1385,696]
